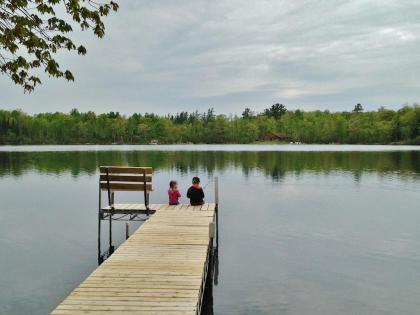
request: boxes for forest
[0,104,419,145]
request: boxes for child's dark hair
[192,177,200,184]
[169,180,177,188]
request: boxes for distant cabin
[264,132,293,142]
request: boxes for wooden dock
[51,203,216,315]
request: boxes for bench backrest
[99,166,153,191]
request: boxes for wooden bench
[99,166,153,215]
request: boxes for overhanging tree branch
[0,0,119,92]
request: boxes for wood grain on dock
[51,203,216,315]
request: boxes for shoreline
[0,143,419,152]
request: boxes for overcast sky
[2,0,420,115]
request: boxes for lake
[1,144,420,315]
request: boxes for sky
[1,0,420,115]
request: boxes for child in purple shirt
[168,180,181,205]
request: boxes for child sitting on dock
[168,180,181,205]
[187,177,205,205]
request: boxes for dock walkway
[51,203,216,315]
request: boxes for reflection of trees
[0,151,419,181]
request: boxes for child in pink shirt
[168,180,181,205]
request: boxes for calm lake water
[1,145,420,315]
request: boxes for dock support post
[201,241,214,315]
[125,222,130,240]
[98,183,103,265]
[97,210,102,264]
[109,214,114,255]
[214,176,219,250]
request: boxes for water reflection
[0,150,419,180]
[201,247,219,315]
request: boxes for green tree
[264,103,287,119]
[242,108,254,119]
[353,103,364,113]
[0,0,119,92]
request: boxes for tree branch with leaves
[0,0,118,92]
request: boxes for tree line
[0,104,419,145]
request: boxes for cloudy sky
[2,0,420,115]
